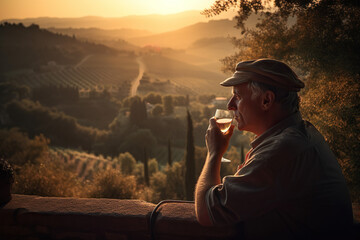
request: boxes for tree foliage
[89,169,138,199]
[118,152,137,175]
[13,158,82,197]
[162,95,174,115]
[129,96,147,126]
[204,0,360,200]
[5,100,104,151]
[185,110,195,200]
[32,85,79,106]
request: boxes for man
[0,158,14,207]
[195,59,353,239]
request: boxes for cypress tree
[167,139,172,166]
[185,94,189,106]
[185,110,195,200]
[143,147,149,186]
[130,97,147,126]
[163,95,174,115]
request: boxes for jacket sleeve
[206,156,280,225]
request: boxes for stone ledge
[0,194,235,240]
[1,195,359,240]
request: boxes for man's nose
[227,97,236,111]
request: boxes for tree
[151,104,163,117]
[118,152,137,175]
[185,110,195,201]
[204,0,360,201]
[202,106,212,120]
[89,169,138,199]
[162,95,174,115]
[129,97,147,126]
[167,139,172,166]
[148,158,159,177]
[0,82,30,105]
[0,128,49,166]
[118,129,157,161]
[143,148,149,186]
[144,92,162,104]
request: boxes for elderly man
[195,59,353,239]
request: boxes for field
[8,53,139,91]
[141,54,229,96]
[50,147,112,180]
[50,145,185,180]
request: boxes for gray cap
[220,59,305,92]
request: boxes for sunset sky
[0,0,225,19]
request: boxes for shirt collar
[250,111,303,149]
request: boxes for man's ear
[261,91,275,110]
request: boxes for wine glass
[215,109,234,133]
[214,109,234,163]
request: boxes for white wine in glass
[216,118,233,133]
[214,109,234,163]
[215,109,234,133]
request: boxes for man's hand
[206,117,235,159]
[195,117,235,226]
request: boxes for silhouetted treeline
[129,96,147,126]
[0,83,216,168]
[32,85,79,106]
[185,110,195,201]
[0,22,116,73]
[5,99,105,151]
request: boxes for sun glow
[0,0,214,19]
[142,0,189,15]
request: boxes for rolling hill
[141,54,229,95]
[1,11,236,33]
[128,19,240,49]
[0,22,117,74]
[0,21,234,96]
[47,27,152,41]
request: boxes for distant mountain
[47,27,143,52]
[47,27,152,41]
[186,37,236,69]
[141,54,229,95]
[0,23,116,74]
[128,19,240,49]
[1,11,232,33]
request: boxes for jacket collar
[250,111,303,149]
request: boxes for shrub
[151,104,163,117]
[118,152,136,175]
[0,128,49,166]
[12,158,82,197]
[148,158,159,177]
[89,169,138,199]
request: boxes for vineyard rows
[49,147,115,180]
[49,145,185,180]
[10,66,136,90]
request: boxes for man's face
[227,83,264,134]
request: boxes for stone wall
[0,194,236,240]
[1,195,359,240]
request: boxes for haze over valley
[1,10,260,95]
[0,8,252,202]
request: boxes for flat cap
[220,59,305,92]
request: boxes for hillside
[142,54,228,95]
[47,27,152,41]
[128,19,241,49]
[0,22,232,96]
[0,22,117,74]
[1,11,235,33]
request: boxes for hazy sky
[0,0,221,19]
